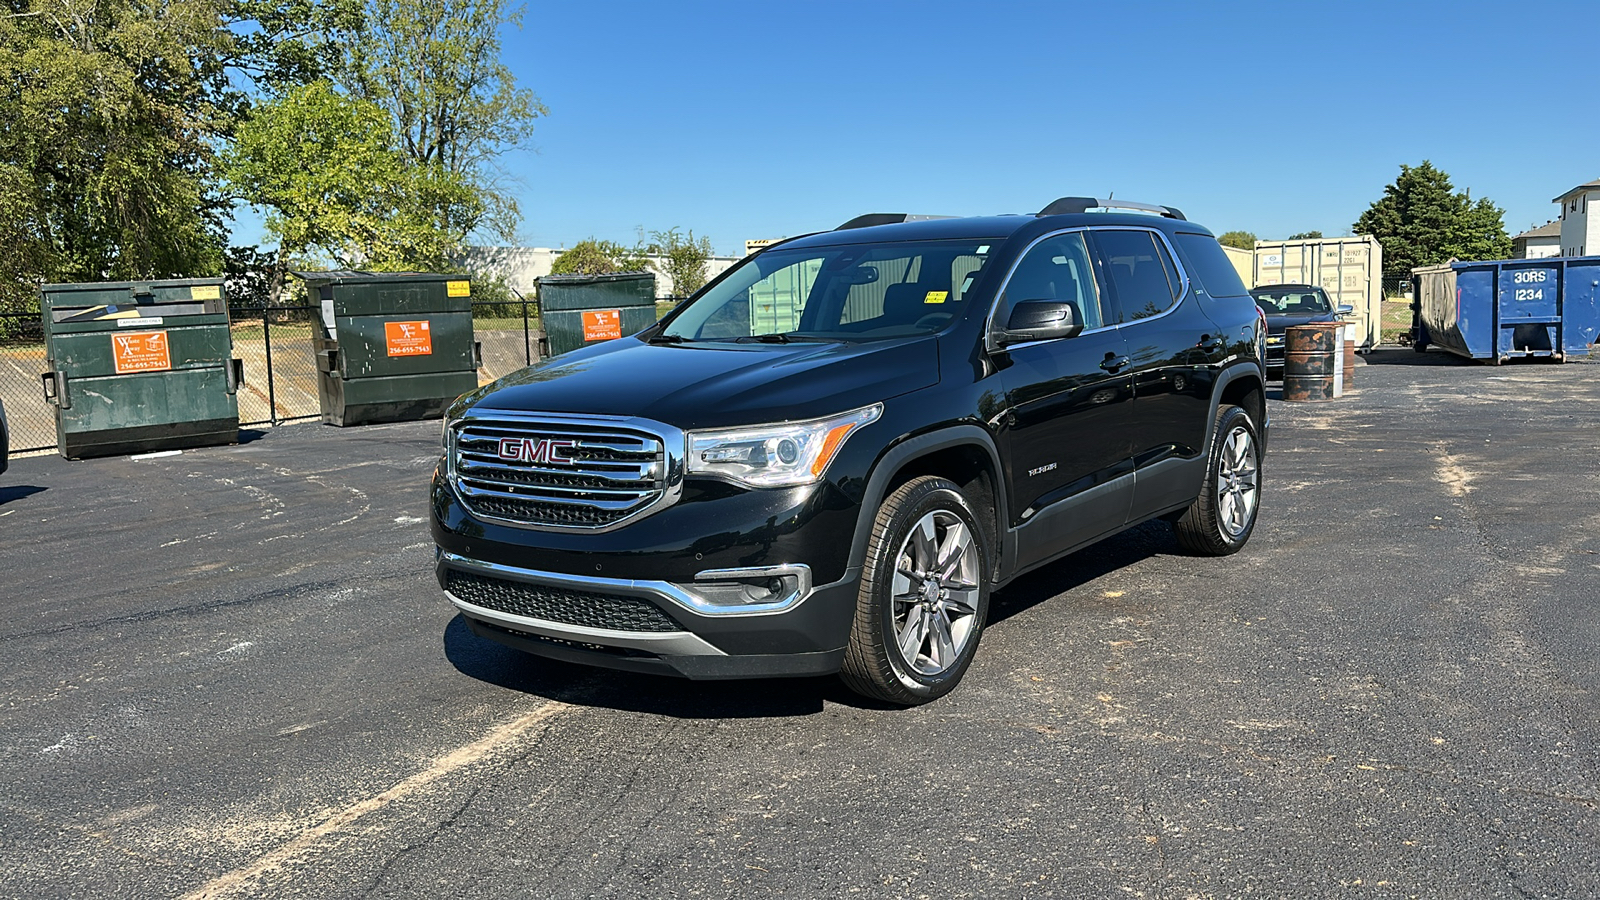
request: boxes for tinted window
[1173,233,1250,298]
[1249,288,1329,314]
[1095,229,1179,320]
[998,232,1103,330]
[665,240,991,341]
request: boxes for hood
[1264,311,1339,335]
[463,335,940,429]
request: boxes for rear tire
[841,476,990,705]
[1174,405,1261,556]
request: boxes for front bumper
[437,550,858,679]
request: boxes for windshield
[1250,287,1330,315]
[662,239,994,342]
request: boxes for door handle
[1099,355,1130,372]
[1198,335,1223,351]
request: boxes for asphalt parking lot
[2,349,1598,899]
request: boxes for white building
[1554,179,1600,257]
[458,246,742,298]
[1511,221,1561,259]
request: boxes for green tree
[342,0,546,242]
[1218,231,1257,250]
[647,228,715,297]
[1354,161,1512,276]
[222,81,482,294]
[1286,230,1324,240]
[549,240,650,276]
[0,0,236,309]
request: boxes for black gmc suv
[432,198,1268,704]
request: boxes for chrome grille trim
[448,410,685,532]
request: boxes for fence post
[263,309,278,427]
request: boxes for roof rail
[835,213,955,231]
[1037,197,1186,221]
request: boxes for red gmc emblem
[498,437,577,465]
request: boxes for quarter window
[1172,233,1251,298]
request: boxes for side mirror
[997,300,1083,346]
[1336,304,1354,315]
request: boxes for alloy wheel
[890,510,981,676]
[1216,425,1259,539]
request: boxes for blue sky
[230,0,1600,256]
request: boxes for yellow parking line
[181,702,574,899]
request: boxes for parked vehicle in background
[1252,236,1382,350]
[1250,284,1352,374]
[431,197,1270,705]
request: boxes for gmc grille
[451,416,669,530]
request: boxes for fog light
[680,565,813,614]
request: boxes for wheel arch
[1211,363,1267,452]
[847,426,1010,584]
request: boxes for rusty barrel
[1343,333,1356,385]
[1283,322,1340,402]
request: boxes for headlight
[687,404,882,487]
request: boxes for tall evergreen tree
[1354,161,1512,276]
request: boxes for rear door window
[1093,229,1181,320]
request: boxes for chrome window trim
[982,226,1095,351]
[448,408,685,534]
[440,552,816,620]
[983,224,1193,353]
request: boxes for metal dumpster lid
[40,277,225,293]
[292,270,462,284]
[537,272,656,285]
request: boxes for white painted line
[179,702,574,899]
[130,450,184,461]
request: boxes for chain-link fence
[472,296,540,380]
[228,304,324,427]
[1380,274,1416,346]
[0,298,548,454]
[0,310,55,453]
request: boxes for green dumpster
[301,271,480,426]
[39,278,243,459]
[537,272,658,357]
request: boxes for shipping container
[1252,236,1384,350]
[1220,245,1253,287]
[1411,256,1600,363]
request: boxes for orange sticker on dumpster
[583,309,623,341]
[112,331,171,373]
[385,320,433,356]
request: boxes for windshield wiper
[736,333,836,344]
[648,333,698,344]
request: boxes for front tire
[1173,405,1261,556]
[841,476,990,705]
